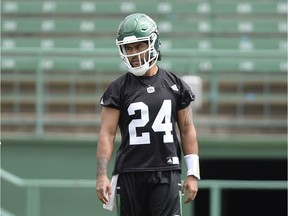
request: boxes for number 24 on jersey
[128,100,174,145]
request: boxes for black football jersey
[100,67,195,174]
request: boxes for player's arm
[96,106,120,204]
[177,105,200,203]
[177,105,198,155]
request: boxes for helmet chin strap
[128,62,150,76]
[128,53,158,76]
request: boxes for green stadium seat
[2,48,286,73]
[2,1,286,15]
[2,37,286,52]
[2,17,286,35]
[160,37,287,50]
[1,37,118,49]
[206,58,286,73]
[1,1,167,14]
[159,57,287,73]
[210,1,287,14]
[1,55,122,71]
[1,18,119,33]
[211,19,287,34]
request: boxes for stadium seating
[1,0,287,137]
[2,1,286,15]
[2,17,286,34]
[2,3,287,216]
[2,37,287,50]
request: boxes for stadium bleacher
[2,18,286,33]
[1,1,287,216]
[1,0,287,137]
[2,1,286,15]
[2,37,287,50]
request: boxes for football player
[96,13,200,216]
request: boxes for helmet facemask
[117,33,159,76]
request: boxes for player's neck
[143,65,158,77]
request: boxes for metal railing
[1,168,287,216]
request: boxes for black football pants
[116,170,182,216]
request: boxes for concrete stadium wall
[2,140,105,216]
[2,136,286,216]
[2,139,194,216]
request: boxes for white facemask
[116,33,159,76]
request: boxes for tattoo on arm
[97,157,109,176]
[183,107,193,127]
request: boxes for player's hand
[96,174,111,204]
[182,175,198,204]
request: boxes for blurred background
[1,0,287,216]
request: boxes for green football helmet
[116,13,161,76]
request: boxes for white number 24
[128,100,173,145]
